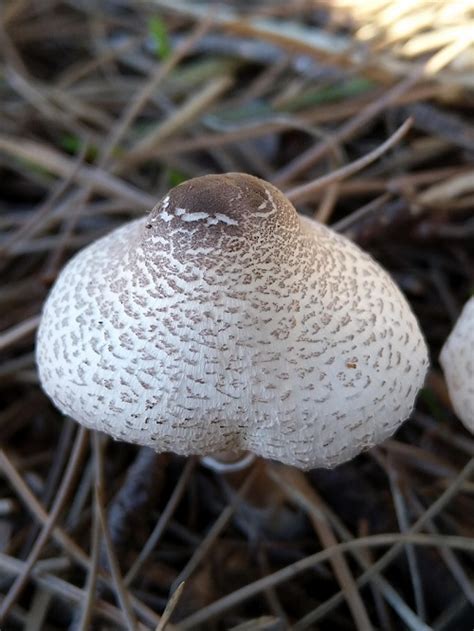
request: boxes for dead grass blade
[155,581,185,631]
[123,75,233,168]
[179,532,474,629]
[295,457,474,627]
[0,315,40,352]
[170,465,259,593]
[0,135,155,209]
[178,458,474,628]
[269,465,374,631]
[75,491,101,631]
[286,117,412,203]
[93,433,138,631]
[0,427,89,621]
[125,457,196,586]
[0,445,161,628]
[280,78,422,186]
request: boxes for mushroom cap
[440,297,474,432]
[36,173,428,470]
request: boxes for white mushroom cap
[440,297,474,432]
[36,173,428,470]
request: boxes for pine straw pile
[1,1,474,629]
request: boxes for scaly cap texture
[36,173,428,469]
[440,297,474,432]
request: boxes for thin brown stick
[125,457,196,586]
[123,75,233,167]
[0,426,89,621]
[269,466,373,631]
[0,315,40,352]
[0,551,128,629]
[291,489,427,631]
[314,182,340,223]
[156,581,185,631]
[100,16,214,167]
[294,457,474,628]
[0,135,154,209]
[408,491,474,606]
[170,465,259,592]
[76,493,101,631]
[128,84,441,159]
[0,448,162,628]
[179,532,474,629]
[273,72,422,186]
[58,35,142,88]
[331,193,391,233]
[93,433,138,631]
[178,457,474,628]
[0,144,86,255]
[386,458,426,621]
[286,118,412,203]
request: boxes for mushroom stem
[200,451,256,474]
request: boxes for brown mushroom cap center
[139,173,301,265]
[170,173,273,217]
[147,173,298,236]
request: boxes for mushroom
[36,173,428,470]
[439,297,474,432]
